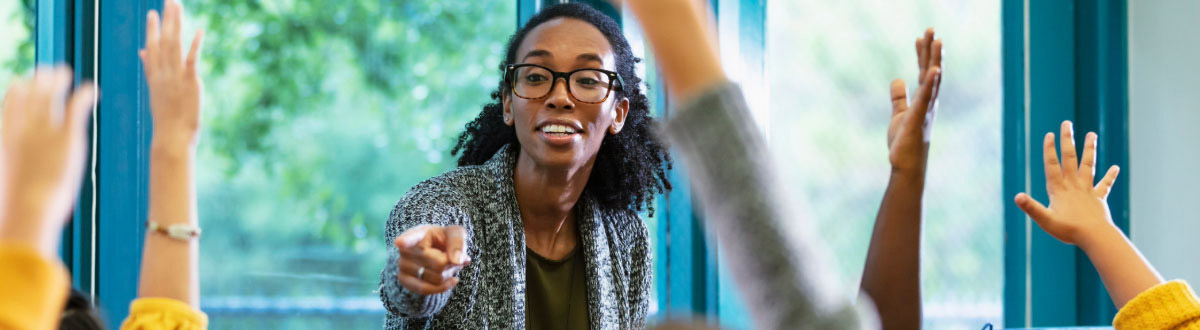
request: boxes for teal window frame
[1002,0,1129,327]
[36,0,98,304]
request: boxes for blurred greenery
[766,1,1003,330]
[0,0,35,92]
[183,0,514,328]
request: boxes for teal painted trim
[96,0,156,327]
[1072,0,1127,325]
[36,0,95,292]
[1004,0,1130,326]
[1027,0,1080,326]
[35,0,66,64]
[517,0,538,28]
[1001,0,1028,326]
[714,0,762,328]
[69,0,96,294]
[661,162,712,316]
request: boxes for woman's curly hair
[451,3,671,214]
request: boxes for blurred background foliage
[766,0,1002,329]
[181,0,514,328]
[0,0,35,91]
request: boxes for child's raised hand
[887,28,943,177]
[0,66,98,256]
[1015,120,1121,247]
[140,0,204,149]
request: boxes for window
[765,1,1003,329]
[188,0,515,328]
[0,0,34,91]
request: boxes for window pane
[189,1,515,328]
[0,0,34,91]
[766,1,1003,329]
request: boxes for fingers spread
[1059,121,1079,178]
[185,29,205,77]
[49,67,75,126]
[1014,193,1053,225]
[168,1,183,41]
[930,38,943,74]
[144,10,160,70]
[1094,165,1120,199]
[1042,132,1063,191]
[916,37,928,77]
[1079,132,1097,184]
[908,67,939,131]
[890,78,907,116]
[145,10,161,51]
[66,83,98,131]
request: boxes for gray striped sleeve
[662,82,880,330]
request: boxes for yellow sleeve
[120,298,208,330]
[0,243,70,330]
[1114,280,1200,330]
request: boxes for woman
[378,3,669,329]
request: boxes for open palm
[888,28,943,175]
[1015,121,1120,246]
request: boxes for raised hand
[0,67,98,256]
[887,28,943,176]
[1015,121,1121,246]
[140,0,204,149]
[394,225,471,295]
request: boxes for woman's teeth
[540,124,577,135]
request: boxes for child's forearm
[625,0,726,103]
[860,172,925,330]
[1077,224,1164,308]
[138,138,200,306]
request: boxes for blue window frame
[1002,0,1128,327]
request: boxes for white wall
[1128,0,1200,286]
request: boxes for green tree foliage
[0,0,35,90]
[182,0,514,327]
[766,1,1002,329]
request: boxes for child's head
[60,289,105,330]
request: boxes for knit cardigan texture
[378,144,652,330]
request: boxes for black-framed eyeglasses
[505,63,624,104]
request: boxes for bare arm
[136,0,206,306]
[859,29,943,330]
[624,0,726,103]
[626,0,876,328]
[1015,121,1162,308]
[0,67,97,330]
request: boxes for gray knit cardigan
[378,144,652,330]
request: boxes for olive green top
[525,247,590,330]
